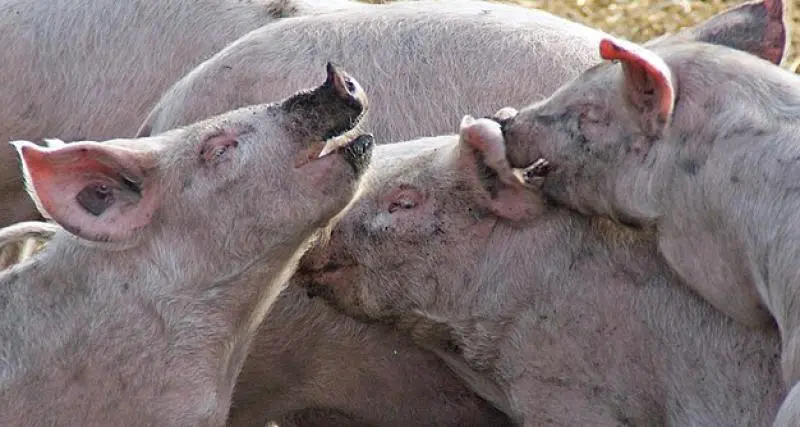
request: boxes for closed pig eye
[388,198,416,212]
[385,186,424,214]
[199,130,240,166]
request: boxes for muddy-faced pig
[0,0,361,227]
[0,64,373,427]
[230,284,512,427]
[294,117,785,427]
[495,0,800,409]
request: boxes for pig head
[0,64,373,426]
[294,117,783,426]
[496,0,800,415]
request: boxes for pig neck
[0,228,313,422]
[421,212,781,425]
[414,212,662,420]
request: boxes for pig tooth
[318,139,340,158]
[317,134,350,158]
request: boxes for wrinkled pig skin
[294,123,785,427]
[0,65,372,427]
[0,0,360,226]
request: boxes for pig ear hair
[599,37,676,136]
[649,0,787,65]
[10,140,160,243]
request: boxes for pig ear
[11,140,160,243]
[600,37,676,136]
[649,0,787,65]
[458,116,541,222]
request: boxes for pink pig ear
[11,140,160,243]
[600,37,676,136]
[458,116,542,222]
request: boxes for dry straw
[366,0,800,72]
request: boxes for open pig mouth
[300,132,374,176]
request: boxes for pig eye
[201,145,228,162]
[199,131,240,165]
[388,198,416,213]
[578,106,602,124]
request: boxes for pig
[4,2,782,424]
[138,0,788,140]
[0,230,515,427]
[132,1,792,424]
[0,64,373,426]
[135,0,612,139]
[230,284,513,427]
[293,117,785,426]
[494,0,800,413]
[0,0,360,227]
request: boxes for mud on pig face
[12,63,372,268]
[295,117,545,321]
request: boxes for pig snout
[497,113,552,179]
[487,107,552,187]
[341,133,374,175]
[280,62,368,155]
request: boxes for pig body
[230,285,512,427]
[0,65,373,426]
[138,0,610,138]
[497,0,800,410]
[0,0,359,226]
[296,127,785,426]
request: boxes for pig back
[140,0,607,140]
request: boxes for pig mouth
[296,260,358,297]
[300,132,374,176]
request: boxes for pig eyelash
[388,199,416,213]
[199,137,239,165]
[202,145,228,162]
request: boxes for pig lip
[314,133,374,176]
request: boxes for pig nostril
[344,78,356,94]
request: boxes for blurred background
[365,0,800,72]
